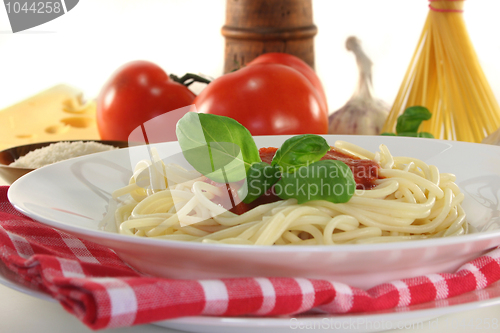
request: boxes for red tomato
[194,63,328,135]
[246,53,328,113]
[97,60,195,141]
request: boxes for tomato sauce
[205,146,381,215]
[322,148,380,190]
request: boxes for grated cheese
[10,141,117,169]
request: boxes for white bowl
[8,135,500,289]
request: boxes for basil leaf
[274,160,355,204]
[176,112,261,183]
[271,134,330,173]
[396,106,432,134]
[238,162,281,204]
[380,132,396,136]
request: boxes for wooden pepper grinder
[221,0,317,73]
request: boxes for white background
[0,0,500,114]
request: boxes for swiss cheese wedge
[0,85,101,150]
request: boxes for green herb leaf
[271,134,330,172]
[274,160,355,204]
[238,162,281,204]
[395,106,432,134]
[176,112,261,183]
[380,132,397,136]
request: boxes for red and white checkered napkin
[1,186,500,330]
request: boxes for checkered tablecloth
[1,186,499,330]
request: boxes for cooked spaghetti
[105,141,468,245]
[382,0,500,143]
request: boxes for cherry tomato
[97,60,195,141]
[194,63,328,136]
[246,53,328,113]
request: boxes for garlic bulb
[328,36,390,135]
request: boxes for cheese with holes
[0,85,101,150]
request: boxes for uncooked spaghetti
[382,0,500,143]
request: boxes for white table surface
[1,176,499,333]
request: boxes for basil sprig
[382,106,434,138]
[176,113,355,204]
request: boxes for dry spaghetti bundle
[382,0,500,142]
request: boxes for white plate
[1,258,500,333]
[7,135,500,289]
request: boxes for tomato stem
[170,73,211,87]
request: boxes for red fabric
[0,186,499,330]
